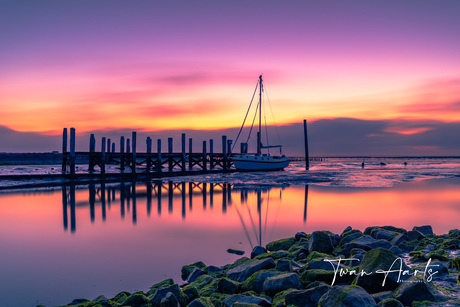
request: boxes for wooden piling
[62,128,68,173]
[146,137,152,173]
[120,136,125,171]
[303,119,310,170]
[107,139,111,154]
[210,139,214,170]
[126,138,130,154]
[189,137,193,170]
[70,128,76,176]
[101,137,106,176]
[222,135,227,171]
[227,139,232,170]
[131,132,137,175]
[111,143,115,153]
[181,133,186,173]
[202,141,207,171]
[157,139,162,173]
[168,137,173,171]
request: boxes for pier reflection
[60,181,309,235]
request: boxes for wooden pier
[61,128,235,178]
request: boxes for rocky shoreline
[53,225,460,307]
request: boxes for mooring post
[168,137,173,172]
[146,137,152,173]
[89,134,96,173]
[303,119,310,170]
[62,128,68,173]
[188,137,193,170]
[120,136,125,171]
[70,128,76,176]
[132,131,137,175]
[157,139,162,173]
[181,133,186,173]
[111,143,115,153]
[227,139,232,170]
[126,138,131,154]
[210,139,214,170]
[107,138,111,154]
[222,135,227,171]
[101,137,106,176]
[202,140,207,171]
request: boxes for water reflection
[60,181,306,238]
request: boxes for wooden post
[227,139,232,170]
[126,138,130,153]
[107,139,111,153]
[157,139,162,173]
[303,119,310,170]
[202,141,207,171]
[101,137,106,176]
[189,137,193,170]
[181,133,186,173]
[222,135,227,171]
[111,143,115,153]
[62,128,68,173]
[120,136,125,171]
[70,128,76,176]
[132,131,137,175]
[89,134,95,172]
[168,137,173,172]
[210,139,214,170]
[146,137,152,173]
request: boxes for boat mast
[257,75,262,155]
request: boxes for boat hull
[232,155,290,171]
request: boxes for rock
[217,277,240,294]
[371,291,394,304]
[389,246,403,256]
[227,248,245,255]
[291,247,309,261]
[262,273,302,296]
[391,233,407,246]
[241,270,284,293]
[329,233,342,247]
[125,293,150,306]
[306,251,332,262]
[251,246,267,259]
[406,230,425,241]
[309,231,333,254]
[161,292,180,307]
[111,292,130,304]
[413,225,434,236]
[284,284,331,307]
[188,297,215,307]
[300,269,334,285]
[340,231,364,246]
[266,237,296,252]
[308,259,344,271]
[276,259,292,272]
[256,250,288,261]
[380,226,407,234]
[395,277,439,306]
[182,261,207,281]
[371,229,396,241]
[182,286,199,304]
[149,279,175,295]
[295,231,308,241]
[342,236,392,257]
[187,268,206,283]
[207,266,224,277]
[377,298,404,307]
[150,284,186,307]
[318,285,377,307]
[70,298,90,305]
[226,258,276,282]
[222,294,271,307]
[342,226,352,235]
[356,248,411,293]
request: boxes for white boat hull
[232,155,290,171]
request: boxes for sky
[1,1,460,155]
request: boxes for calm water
[0,158,460,306]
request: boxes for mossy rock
[287,241,309,253]
[111,291,130,304]
[265,237,296,252]
[240,269,283,293]
[147,278,174,295]
[452,256,460,270]
[197,277,220,297]
[209,292,230,307]
[342,229,363,239]
[182,261,207,281]
[300,269,334,285]
[124,292,150,306]
[305,251,332,263]
[410,253,429,263]
[221,257,251,272]
[217,277,240,294]
[427,251,449,262]
[183,275,215,293]
[377,298,403,306]
[189,297,215,307]
[254,250,290,261]
[183,286,200,304]
[318,285,376,306]
[271,289,293,307]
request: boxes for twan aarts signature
[323,257,440,287]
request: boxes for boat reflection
[61,181,309,236]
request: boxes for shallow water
[0,172,460,306]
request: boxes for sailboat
[232,75,290,171]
